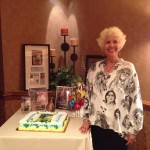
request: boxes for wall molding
[143,100,150,111]
[2,91,56,100]
[1,91,150,111]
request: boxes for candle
[50,49,56,57]
[70,38,78,46]
[61,28,68,36]
[66,90,70,102]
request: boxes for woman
[79,27,143,150]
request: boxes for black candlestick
[61,35,70,66]
[70,46,78,75]
[49,56,56,91]
[50,56,55,70]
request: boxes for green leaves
[50,66,83,90]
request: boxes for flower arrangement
[50,66,86,117]
[50,66,83,91]
[68,81,86,116]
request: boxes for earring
[118,51,121,57]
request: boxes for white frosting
[19,111,68,129]
[50,112,67,127]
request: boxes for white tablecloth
[0,109,93,150]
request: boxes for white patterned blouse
[83,58,143,139]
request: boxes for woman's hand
[126,133,136,145]
[79,120,90,134]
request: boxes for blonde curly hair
[97,26,126,51]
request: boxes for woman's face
[84,99,89,107]
[124,116,131,128]
[103,35,121,58]
[115,111,120,119]
[106,91,115,102]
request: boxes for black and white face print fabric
[109,68,136,94]
[95,71,110,93]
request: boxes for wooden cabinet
[0,98,5,126]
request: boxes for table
[0,109,93,150]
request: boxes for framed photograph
[28,87,48,111]
[85,55,105,81]
[55,86,73,110]
[24,44,50,90]
[21,96,31,112]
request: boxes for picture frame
[55,86,73,110]
[24,44,50,90]
[85,55,105,82]
[28,87,48,111]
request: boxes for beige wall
[1,0,150,100]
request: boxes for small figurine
[46,97,55,112]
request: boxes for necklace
[104,63,116,73]
[104,59,119,73]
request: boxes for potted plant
[50,66,83,91]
